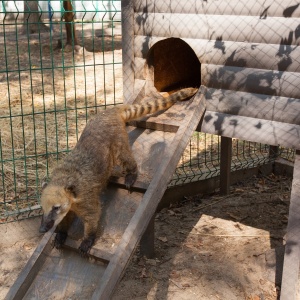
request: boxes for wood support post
[220,136,232,195]
[63,0,78,46]
[269,145,280,159]
[139,215,155,258]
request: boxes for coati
[39,87,198,255]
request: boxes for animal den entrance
[144,38,201,93]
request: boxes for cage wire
[169,135,295,187]
[0,1,296,223]
[0,0,123,223]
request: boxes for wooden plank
[200,111,300,149]
[24,248,107,300]
[134,0,300,18]
[64,239,113,263]
[129,102,191,132]
[130,119,179,132]
[135,58,300,99]
[5,227,55,300]
[204,88,300,125]
[220,137,232,195]
[91,89,206,300]
[280,152,300,300]
[134,37,300,73]
[64,187,145,257]
[134,13,300,45]
[128,84,300,130]
[109,176,149,191]
[130,86,207,132]
[201,64,300,99]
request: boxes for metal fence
[170,135,295,187]
[0,1,295,223]
[0,0,122,222]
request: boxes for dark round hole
[146,37,201,92]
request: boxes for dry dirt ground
[0,24,295,300]
[0,173,292,300]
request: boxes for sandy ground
[0,174,291,299]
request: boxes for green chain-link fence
[0,1,295,223]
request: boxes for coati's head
[39,183,76,233]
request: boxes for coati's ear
[65,183,77,198]
[41,181,48,190]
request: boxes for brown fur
[39,87,198,254]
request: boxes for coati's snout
[39,183,75,233]
[39,203,65,233]
[39,215,55,233]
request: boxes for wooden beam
[220,136,232,195]
[134,0,300,18]
[134,13,300,45]
[280,151,300,300]
[269,145,280,159]
[201,64,300,99]
[200,111,300,149]
[134,36,300,73]
[64,239,112,264]
[5,228,55,300]
[204,88,300,125]
[63,1,78,46]
[139,215,155,259]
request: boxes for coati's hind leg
[53,211,76,249]
[119,140,138,190]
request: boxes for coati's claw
[79,237,95,256]
[125,173,137,192]
[53,232,68,249]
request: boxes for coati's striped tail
[120,87,198,122]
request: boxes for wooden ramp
[5,88,206,300]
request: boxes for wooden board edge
[129,120,179,132]
[64,238,113,264]
[108,176,149,192]
[5,227,55,300]
[280,152,300,300]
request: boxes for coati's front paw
[53,232,68,249]
[79,236,95,256]
[125,172,137,191]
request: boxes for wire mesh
[0,1,298,232]
[169,134,294,187]
[0,0,122,222]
